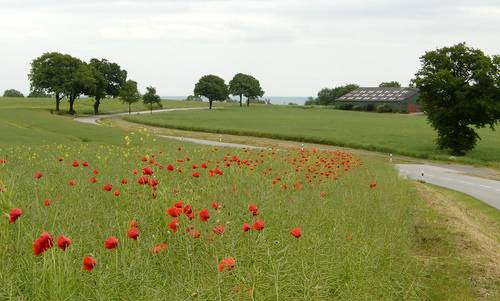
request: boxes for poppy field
[0,132,424,300]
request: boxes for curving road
[74,109,500,210]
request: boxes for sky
[0,0,499,98]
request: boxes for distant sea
[162,96,309,105]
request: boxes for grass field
[124,106,500,168]
[1,100,498,300]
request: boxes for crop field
[124,106,500,167]
[1,100,498,300]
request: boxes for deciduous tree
[413,43,500,155]
[378,81,401,88]
[119,80,141,114]
[143,86,162,114]
[88,58,127,115]
[229,73,264,107]
[3,89,24,97]
[194,75,228,110]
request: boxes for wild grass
[124,106,500,168]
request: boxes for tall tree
[119,80,141,114]
[143,86,162,114]
[229,73,265,107]
[194,75,228,110]
[379,81,401,88]
[88,58,127,115]
[413,43,500,155]
[66,61,96,115]
[29,52,75,111]
[3,89,24,97]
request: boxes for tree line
[27,52,161,115]
[193,73,264,109]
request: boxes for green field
[0,100,498,300]
[124,106,500,167]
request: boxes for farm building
[336,87,420,112]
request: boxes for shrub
[376,104,393,113]
[338,103,353,110]
[353,105,365,111]
[3,89,24,97]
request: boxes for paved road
[74,107,209,125]
[397,164,500,209]
[158,135,264,149]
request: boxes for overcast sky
[0,0,499,97]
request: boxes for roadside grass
[123,106,500,168]
[413,183,500,300]
[1,138,425,300]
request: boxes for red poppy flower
[148,178,158,187]
[201,162,208,169]
[138,175,149,185]
[370,182,377,189]
[290,227,301,238]
[93,169,99,175]
[166,164,175,171]
[129,219,139,229]
[192,172,200,178]
[9,208,22,223]
[213,225,225,235]
[142,166,154,175]
[152,243,168,254]
[89,177,97,183]
[33,232,54,256]
[168,218,179,233]
[68,179,76,187]
[43,199,51,206]
[83,256,96,272]
[132,169,138,175]
[211,202,220,210]
[187,227,201,239]
[34,171,43,180]
[121,178,127,185]
[103,184,112,191]
[248,203,259,216]
[217,257,236,272]
[113,189,120,197]
[252,219,265,231]
[242,223,251,232]
[104,236,119,249]
[183,204,193,214]
[57,235,72,250]
[166,207,182,218]
[82,161,89,167]
[198,208,210,222]
[127,227,139,240]
[174,200,183,208]
[72,160,79,167]
[192,164,198,169]
[185,210,194,220]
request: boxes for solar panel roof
[337,87,419,102]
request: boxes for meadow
[124,105,500,167]
[1,99,498,300]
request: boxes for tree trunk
[55,93,61,112]
[239,94,242,107]
[129,103,131,115]
[93,97,100,115]
[209,100,212,110]
[247,97,250,107]
[150,102,153,114]
[69,96,76,115]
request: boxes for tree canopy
[29,52,76,111]
[88,58,127,114]
[228,73,264,107]
[413,43,500,155]
[66,61,96,115]
[194,75,228,109]
[28,90,52,98]
[379,81,401,88]
[119,80,141,114]
[3,89,24,97]
[306,84,359,105]
[143,86,162,113]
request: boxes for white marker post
[219,135,222,142]
[421,170,425,182]
[301,143,304,152]
[389,153,393,163]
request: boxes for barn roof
[337,87,419,102]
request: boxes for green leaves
[413,43,500,155]
[228,73,265,106]
[194,75,229,109]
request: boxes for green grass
[0,96,218,116]
[1,140,425,300]
[124,106,500,168]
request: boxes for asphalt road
[397,164,500,209]
[73,110,500,210]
